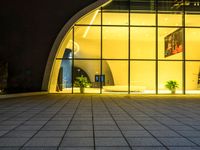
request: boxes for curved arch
[42,0,111,92]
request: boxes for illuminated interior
[49,0,200,94]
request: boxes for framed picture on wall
[164,28,183,57]
[95,74,105,82]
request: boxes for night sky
[0,0,96,92]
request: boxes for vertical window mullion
[100,7,103,94]
[183,0,186,94]
[156,0,158,94]
[128,0,131,94]
[72,27,75,94]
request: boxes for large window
[53,0,200,94]
[130,27,155,59]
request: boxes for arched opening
[43,0,200,94]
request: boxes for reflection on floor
[53,86,200,94]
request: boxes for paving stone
[94,126,119,131]
[143,125,169,131]
[119,125,144,131]
[35,130,65,137]
[149,130,181,138]
[168,125,196,131]
[113,118,133,121]
[70,121,92,125]
[15,125,42,131]
[116,120,138,125]
[73,118,92,121]
[138,121,162,126]
[0,138,28,146]
[133,147,167,150]
[68,125,93,131]
[60,138,93,147]
[189,138,200,145]
[93,118,113,121]
[192,126,200,130]
[65,131,93,137]
[25,138,61,146]
[50,118,71,121]
[95,131,122,137]
[167,147,200,150]
[0,121,23,126]
[0,147,21,150]
[177,131,200,137]
[59,147,94,150]
[122,131,152,137]
[23,121,47,125]
[5,131,37,138]
[1,95,200,149]
[95,138,128,147]
[158,138,196,147]
[22,146,57,150]
[94,121,115,125]
[41,125,68,131]
[96,147,131,150]
[0,131,8,136]
[127,138,162,146]
[160,121,183,126]
[0,126,17,131]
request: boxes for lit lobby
[46,0,200,94]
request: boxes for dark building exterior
[0,0,95,93]
[1,0,200,94]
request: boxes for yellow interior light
[83,10,99,38]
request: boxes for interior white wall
[75,29,200,90]
[74,60,100,83]
[130,62,155,90]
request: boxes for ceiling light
[66,40,80,55]
[83,10,99,38]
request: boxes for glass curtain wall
[55,0,200,94]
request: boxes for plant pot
[171,89,176,94]
[80,87,85,93]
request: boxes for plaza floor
[0,94,200,150]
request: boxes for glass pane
[185,28,200,60]
[185,14,200,27]
[158,14,182,26]
[74,26,100,58]
[76,9,101,25]
[103,0,129,11]
[130,61,155,94]
[158,61,183,94]
[56,29,73,59]
[102,60,128,93]
[131,13,155,26]
[130,0,155,11]
[73,60,100,94]
[130,27,155,59]
[186,61,200,94]
[158,1,183,12]
[158,0,183,26]
[103,12,129,25]
[50,29,73,93]
[185,1,200,12]
[102,0,129,25]
[55,59,72,93]
[158,28,183,60]
[103,27,128,59]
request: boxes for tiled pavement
[0,94,200,150]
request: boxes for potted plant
[165,80,179,94]
[74,75,91,93]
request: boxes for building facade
[44,0,200,94]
